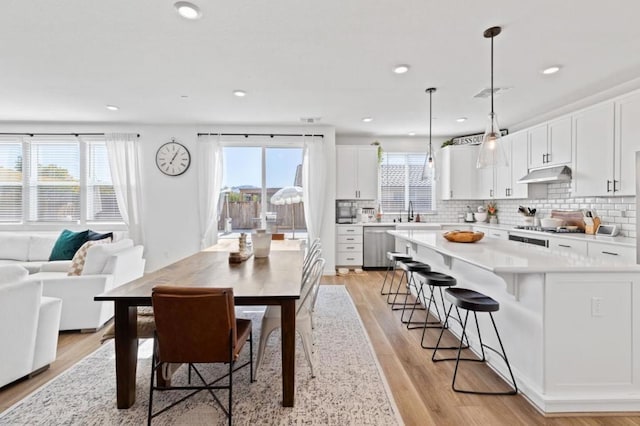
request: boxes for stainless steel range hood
[518,165,572,184]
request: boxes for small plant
[371,140,383,163]
[441,139,454,148]
[487,201,498,216]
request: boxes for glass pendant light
[422,87,437,180]
[477,26,508,169]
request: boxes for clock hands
[169,150,179,165]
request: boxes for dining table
[95,241,303,409]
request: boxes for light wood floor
[2,271,640,425]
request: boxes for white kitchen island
[390,229,640,414]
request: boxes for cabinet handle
[346,229,354,233]
[490,189,494,197]
[542,153,546,164]
[613,180,619,192]
[606,180,612,192]
[346,246,355,250]
[450,190,453,198]
[602,251,619,256]
[347,257,355,261]
[505,188,509,197]
[346,238,354,241]
[558,244,571,248]
[546,153,551,163]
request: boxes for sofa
[0,265,62,388]
[0,232,60,274]
[27,239,146,331]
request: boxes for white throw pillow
[0,265,29,286]
[0,233,30,261]
[28,234,59,261]
[67,238,112,276]
[82,239,134,275]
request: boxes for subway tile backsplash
[369,182,636,238]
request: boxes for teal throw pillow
[49,229,90,261]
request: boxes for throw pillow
[87,230,114,242]
[49,229,90,261]
[67,238,112,276]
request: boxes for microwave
[336,201,357,224]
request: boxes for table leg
[114,303,138,409]
[281,299,296,407]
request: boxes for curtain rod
[0,132,140,137]
[197,132,324,138]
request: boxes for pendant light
[421,87,437,180]
[477,26,508,169]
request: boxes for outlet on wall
[591,296,603,317]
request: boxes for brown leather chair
[147,286,253,425]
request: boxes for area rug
[0,286,402,425]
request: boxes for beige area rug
[0,286,403,425]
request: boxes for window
[0,136,121,224]
[379,152,435,213]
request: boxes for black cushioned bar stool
[407,272,469,352]
[433,288,518,395]
[380,252,413,297]
[390,261,431,314]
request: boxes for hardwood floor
[2,270,640,425]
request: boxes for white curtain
[105,133,145,245]
[197,134,223,249]
[302,136,326,243]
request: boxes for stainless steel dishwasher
[363,225,396,269]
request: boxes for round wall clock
[156,139,191,176]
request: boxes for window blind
[380,153,434,213]
[0,141,23,222]
[87,141,121,222]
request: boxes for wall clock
[156,139,191,176]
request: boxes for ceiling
[1,1,640,139]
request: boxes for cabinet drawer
[548,237,588,256]
[336,252,363,266]
[477,228,508,239]
[588,242,635,262]
[337,243,362,253]
[337,235,363,244]
[337,225,363,235]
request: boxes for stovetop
[513,225,585,234]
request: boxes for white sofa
[0,232,59,273]
[0,265,62,388]
[28,239,146,331]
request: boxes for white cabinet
[474,226,508,239]
[527,117,572,169]
[495,131,531,199]
[614,91,640,195]
[477,167,495,199]
[336,146,378,200]
[335,225,363,266]
[440,145,487,200]
[572,102,615,197]
[547,237,588,256]
[587,241,635,263]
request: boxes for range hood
[518,165,572,184]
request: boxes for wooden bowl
[443,230,484,243]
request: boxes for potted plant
[487,202,498,224]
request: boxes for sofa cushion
[88,230,114,242]
[28,234,59,261]
[82,239,134,275]
[49,229,90,261]
[0,233,30,261]
[0,265,29,286]
[68,238,112,276]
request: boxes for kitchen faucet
[407,201,414,222]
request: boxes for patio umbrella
[270,186,303,239]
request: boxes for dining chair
[147,286,253,426]
[255,257,325,378]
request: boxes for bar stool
[407,272,469,353]
[380,252,412,297]
[433,288,518,395]
[390,261,430,314]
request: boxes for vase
[489,216,498,225]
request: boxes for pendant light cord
[429,89,432,153]
[490,33,494,115]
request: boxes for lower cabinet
[336,225,363,266]
[587,242,635,263]
[548,237,588,256]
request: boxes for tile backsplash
[359,182,636,238]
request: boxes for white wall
[0,122,336,273]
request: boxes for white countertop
[389,229,640,274]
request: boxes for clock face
[156,141,191,176]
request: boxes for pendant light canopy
[421,87,437,180]
[477,26,509,169]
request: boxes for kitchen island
[390,229,640,414]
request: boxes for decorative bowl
[443,230,484,243]
[474,212,488,223]
[540,217,564,228]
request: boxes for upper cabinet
[528,117,572,169]
[614,91,640,196]
[336,145,378,200]
[440,145,481,200]
[495,131,530,198]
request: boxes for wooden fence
[218,201,307,231]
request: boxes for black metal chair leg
[380,259,394,295]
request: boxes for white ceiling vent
[300,117,321,124]
[473,87,511,99]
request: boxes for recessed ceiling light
[456,117,467,122]
[541,66,561,75]
[393,64,410,74]
[408,132,416,136]
[174,2,202,20]
[362,117,373,123]
[180,95,189,99]
[233,90,247,97]
[105,105,119,111]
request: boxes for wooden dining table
[95,244,303,409]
